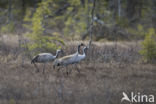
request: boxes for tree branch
[88,0,96,48]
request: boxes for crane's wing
[31,55,39,64]
[39,53,53,56]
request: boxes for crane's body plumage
[54,53,78,66]
[53,44,87,75]
[53,43,84,67]
[74,46,87,63]
[31,49,62,73]
[31,50,61,64]
[32,53,56,63]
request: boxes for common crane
[31,49,63,74]
[69,46,88,73]
[74,46,88,63]
[53,43,85,74]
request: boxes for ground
[0,41,155,104]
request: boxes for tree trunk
[118,0,121,18]
[152,0,156,30]
[88,0,96,48]
[126,0,136,20]
[22,0,26,20]
[7,0,12,23]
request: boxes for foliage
[25,0,64,52]
[139,28,156,62]
[0,0,156,41]
[116,17,129,28]
[1,22,15,33]
[63,0,90,39]
[125,24,147,39]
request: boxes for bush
[23,0,65,53]
[1,22,15,33]
[139,28,156,63]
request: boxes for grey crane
[31,49,62,74]
[53,43,85,74]
[68,46,88,74]
[74,46,88,63]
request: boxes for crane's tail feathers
[31,55,39,64]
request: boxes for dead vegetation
[0,38,156,104]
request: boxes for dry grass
[0,61,155,104]
[0,39,156,104]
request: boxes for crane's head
[77,43,85,53]
[83,46,88,53]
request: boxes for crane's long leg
[75,64,80,73]
[33,63,40,72]
[43,63,46,74]
[66,66,69,76]
[68,66,73,74]
[57,66,61,73]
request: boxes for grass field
[0,40,155,104]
